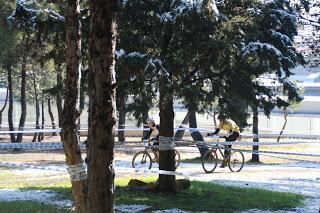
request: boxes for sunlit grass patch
[115,176,304,212]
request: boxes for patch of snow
[0,189,72,207]
[242,42,283,58]
[271,30,292,46]
[115,49,126,59]
[153,209,205,213]
[115,204,150,212]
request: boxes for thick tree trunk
[117,94,126,143]
[7,66,16,142]
[16,56,27,142]
[48,98,57,136]
[86,1,118,212]
[252,105,259,162]
[159,73,176,193]
[32,73,40,142]
[56,63,64,128]
[62,1,87,212]
[277,108,288,142]
[0,87,9,130]
[174,112,189,140]
[157,0,176,193]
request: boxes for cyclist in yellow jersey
[208,114,240,168]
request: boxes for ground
[0,135,319,212]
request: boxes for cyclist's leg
[225,131,239,157]
[152,140,159,161]
[222,132,239,167]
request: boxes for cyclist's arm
[212,128,220,135]
[208,128,220,136]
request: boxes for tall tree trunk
[87,1,118,212]
[159,72,176,193]
[16,55,27,142]
[117,93,126,143]
[189,110,207,156]
[32,72,40,142]
[252,105,259,162]
[157,0,176,193]
[174,112,189,140]
[38,96,45,141]
[277,108,288,142]
[213,107,217,127]
[32,73,39,141]
[48,98,57,136]
[56,63,64,128]
[0,87,9,130]
[7,66,16,142]
[62,1,87,212]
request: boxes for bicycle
[132,139,181,169]
[201,136,244,173]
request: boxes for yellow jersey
[218,119,240,133]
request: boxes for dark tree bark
[157,0,176,193]
[142,111,149,139]
[38,96,45,141]
[16,55,27,142]
[117,93,126,143]
[56,63,64,128]
[277,108,288,142]
[0,87,9,130]
[252,105,259,162]
[62,1,87,212]
[32,72,40,142]
[7,66,16,142]
[174,112,189,140]
[188,110,207,156]
[86,0,118,212]
[158,73,176,193]
[213,107,217,127]
[48,98,57,136]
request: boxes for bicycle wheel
[174,149,181,169]
[228,150,244,172]
[202,149,218,173]
[132,151,152,169]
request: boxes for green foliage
[117,0,304,129]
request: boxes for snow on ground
[1,159,320,212]
[0,188,72,207]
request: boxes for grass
[0,201,67,213]
[115,176,304,212]
[0,171,305,213]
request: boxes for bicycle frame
[210,144,230,161]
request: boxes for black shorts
[227,131,239,142]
